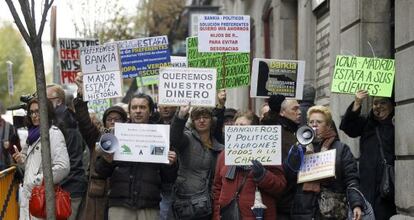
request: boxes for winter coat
[170,113,223,218]
[340,102,396,219]
[19,126,70,220]
[212,151,286,220]
[291,140,363,219]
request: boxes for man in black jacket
[47,84,87,220]
[95,93,177,220]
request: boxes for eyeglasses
[106,117,123,122]
[29,109,40,117]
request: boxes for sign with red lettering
[198,15,250,53]
[59,38,99,85]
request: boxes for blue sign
[118,36,171,78]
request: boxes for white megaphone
[98,133,119,153]
[296,125,315,145]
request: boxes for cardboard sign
[297,149,336,183]
[59,38,99,85]
[250,58,305,99]
[158,67,217,107]
[80,43,123,101]
[114,123,170,164]
[198,15,250,53]
[118,36,171,78]
[224,125,282,166]
[187,37,250,89]
[331,55,395,97]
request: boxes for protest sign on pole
[117,36,171,78]
[250,58,305,99]
[158,67,217,107]
[59,38,99,85]
[331,55,395,97]
[297,149,336,183]
[137,56,188,88]
[6,61,14,97]
[224,125,282,166]
[114,123,170,164]
[197,15,250,53]
[187,37,250,89]
[80,43,123,101]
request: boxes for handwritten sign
[331,55,395,97]
[250,58,305,99]
[87,99,111,120]
[118,36,171,78]
[114,123,170,164]
[158,67,216,107]
[198,15,250,52]
[224,125,282,166]
[297,149,336,183]
[59,38,99,85]
[187,37,250,89]
[80,43,123,101]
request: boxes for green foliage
[0,22,36,108]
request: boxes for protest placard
[80,43,123,101]
[250,58,305,99]
[224,125,282,166]
[117,36,171,78]
[331,55,395,97]
[187,37,250,89]
[297,149,336,183]
[158,67,217,107]
[137,56,188,87]
[113,123,170,164]
[198,15,250,53]
[59,38,99,85]
[87,99,112,120]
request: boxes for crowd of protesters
[0,77,397,220]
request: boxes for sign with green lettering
[187,37,250,89]
[331,55,395,97]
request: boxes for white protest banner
[171,56,187,67]
[59,38,99,85]
[80,43,123,101]
[198,15,250,52]
[224,125,282,166]
[158,67,217,107]
[114,123,170,164]
[250,58,305,99]
[297,149,336,183]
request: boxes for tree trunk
[30,40,56,220]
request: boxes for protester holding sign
[73,72,129,220]
[340,90,396,219]
[170,103,224,220]
[94,93,177,220]
[212,111,286,220]
[291,106,363,220]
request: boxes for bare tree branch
[38,0,55,37]
[31,0,35,28]
[18,0,37,37]
[5,0,31,45]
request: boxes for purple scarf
[28,126,40,145]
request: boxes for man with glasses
[46,84,87,220]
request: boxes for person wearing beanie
[299,84,316,126]
[261,94,302,220]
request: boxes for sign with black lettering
[80,43,122,101]
[224,125,282,166]
[331,55,395,97]
[158,67,217,107]
[187,37,250,89]
[198,15,250,52]
[250,58,305,99]
[58,38,99,85]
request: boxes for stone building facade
[192,0,414,218]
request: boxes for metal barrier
[0,166,19,220]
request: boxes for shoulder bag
[347,187,375,220]
[220,171,248,220]
[375,128,395,201]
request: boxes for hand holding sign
[178,102,191,119]
[75,72,84,96]
[352,90,368,112]
[217,89,226,108]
